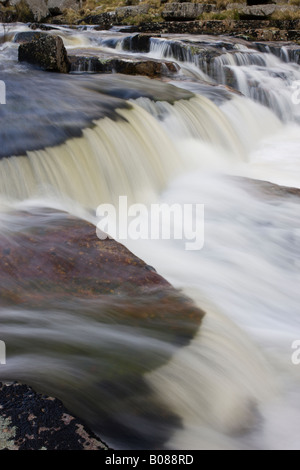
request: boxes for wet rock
[0,210,204,337]
[0,210,204,448]
[18,35,70,73]
[162,2,216,21]
[239,4,276,19]
[122,33,161,53]
[13,30,48,44]
[0,382,108,450]
[69,55,179,77]
[28,22,59,31]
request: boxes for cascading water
[148,36,300,122]
[0,23,300,449]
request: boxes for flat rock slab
[69,54,179,77]
[162,3,216,21]
[0,382,108,450]
[0,209,204,448]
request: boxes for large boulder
[0,210,204,447]
[115,4,150,22]
[8,0,81,21]
[162,2,216,21]
[18,35,70,73]
[240,4,276,19]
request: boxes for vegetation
[271,9,300,19]
[201,9,241,20]
[1,0,300,25]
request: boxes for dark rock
[122,33,161,53]
[162,2,216,21]
[0,382,108,450]
[18,35,70,73]
[28,22,59,31]
[69,55,179,77]
[81,11,117,29]
[126,19,300,39]
[0,7,18,22]
[13,31,48,44]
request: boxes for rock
[18,35,70,73]
[0,382,108,450]
[0,210,204,447]
[162,2,216,21]
[8,0,81,21]
[13,31,48,44]
[81,11,117,29]
[247,0,274,4]
[226,3,245,10]
[69,55,179,77]
[122,33,160,53]
[115,4,150,22]
[28,23,59,31]
[273,5,299,14]
[240,4,276,19]
[120,18,300,37]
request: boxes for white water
[1,25,300,449]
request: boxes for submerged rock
[18,35,70,73]
[0,382,108,450]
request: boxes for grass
[121,12,164,25]
[271,10,300,19]
[201,9,241,20]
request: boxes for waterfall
[1,24,300,450]
[149,37,300,122]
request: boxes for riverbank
[1,1,300,43]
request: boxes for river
[0,22,300,450]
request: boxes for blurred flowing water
[0,23,300,449]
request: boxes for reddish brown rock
[0,209,204,448]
